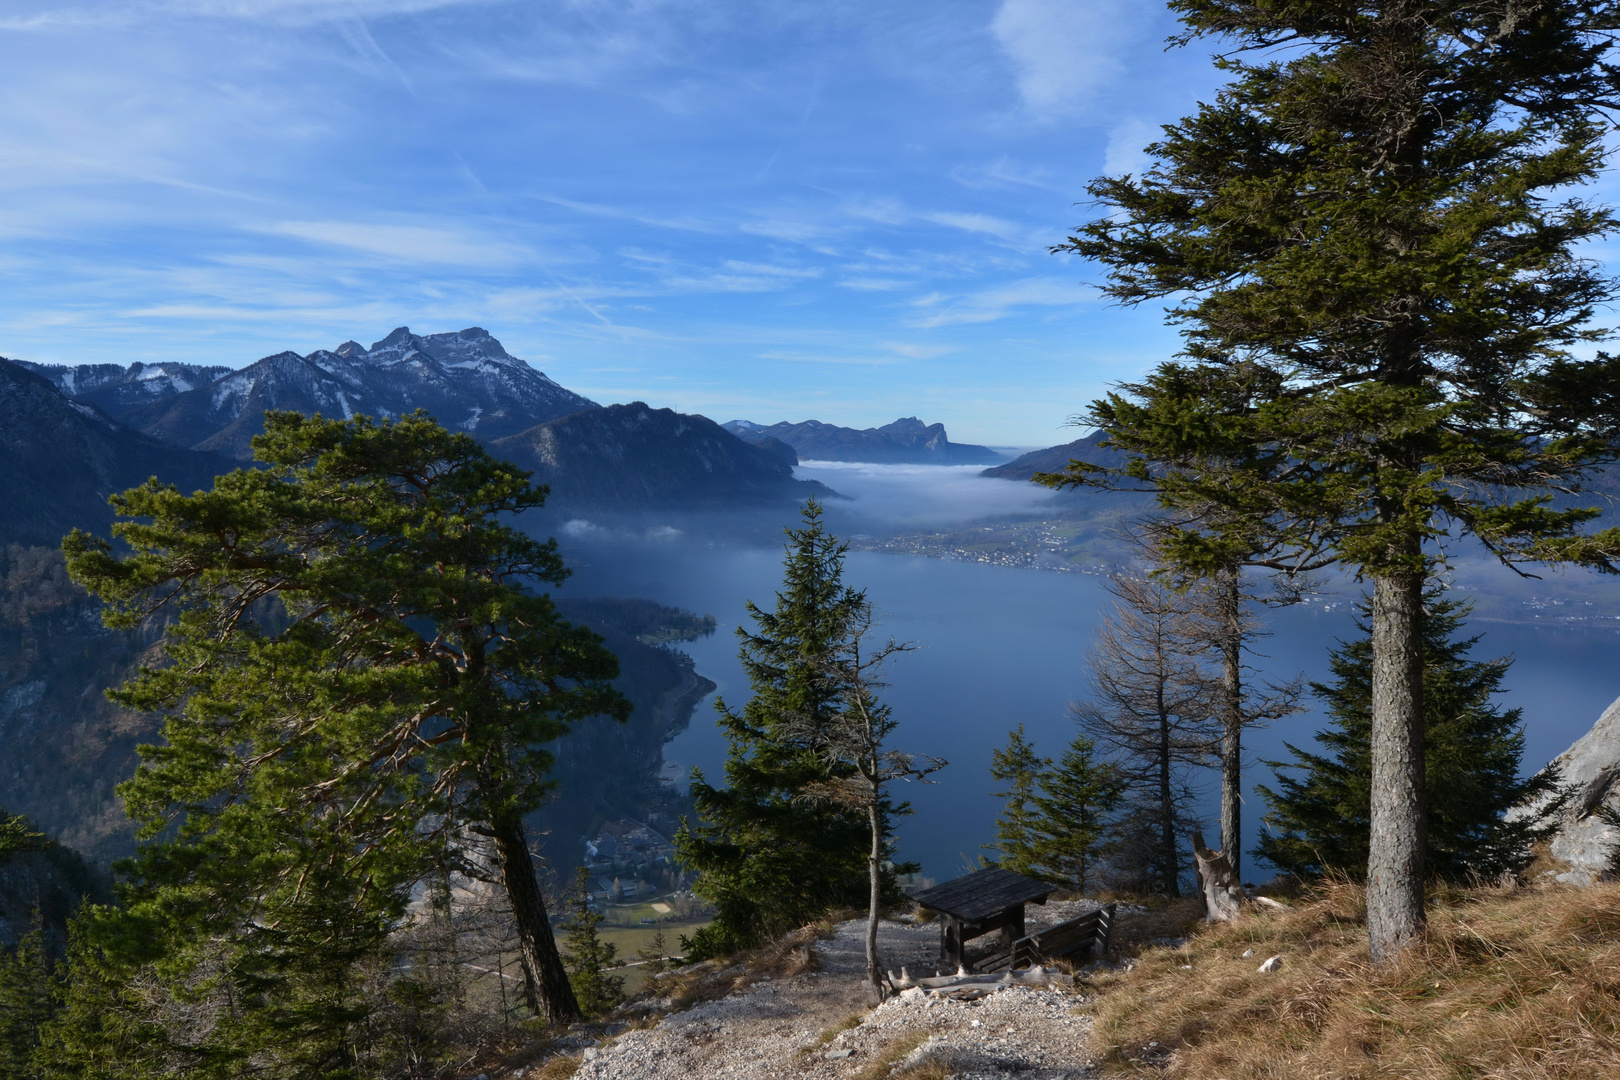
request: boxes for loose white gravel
[563,914,1098,1080]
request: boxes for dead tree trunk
[492,818,583,1024]
[1191,830,1245,922]
[1367,568,1426,962]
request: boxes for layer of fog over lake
[547,463,1618,882]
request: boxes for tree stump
[1192,831,1245,923]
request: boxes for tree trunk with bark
[1158,701,1180,898]
[1367,569,1427,962]
[492,818,583,1024]
[1216,569,1244,880]
[866,800,884,1000]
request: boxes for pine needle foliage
[560,868,624,1018]
[988,728,1124,894]
[986,726,1049,879]
[1257,595,1563,882]
[675,500,884,958]
[56,410,629,1060]
[0,912,56,1080]
[1047,0,1620,958]
[1029,735,1126,896]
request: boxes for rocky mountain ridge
[980,431,1123,482]
[48,327,596,460]
[725,416,1003,466]
[16,359,231,420]
[0,357,237,548]
[495,402,835,510]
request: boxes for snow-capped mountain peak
[36,328,596,460]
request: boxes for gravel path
[563,911,1099,1080]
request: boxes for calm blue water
[548,466,1620,882]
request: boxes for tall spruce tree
[59,410,628,1053]
[1257,595,1562,882]
[987,726,1049,877]
[987,730,1124,894]
[0,913,55,1080]
[1052,1,1620,959]
[675,500,878,957]
[1028,735,1126,896]
[560,868,624,1018]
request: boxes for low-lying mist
[796,460,1066,530]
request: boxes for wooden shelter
[910,867,1056,973]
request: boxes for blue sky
[3,2,1239,445]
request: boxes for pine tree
[0,812,43,860]
[1051,0,1620,961]
[675,500,878,957]
[0,911,55,1080]
[560,868,624,1018]
[60,410,629,1047]
[986,725,1049,878]
[1257,596,1562,882]
[1028,735,1125,896]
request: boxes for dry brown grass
[799,1011,868,1057]
[1084,879,1620,1079]
[527,1051,582,1079]
[1106,896,1208,955]
[645,919,827,1012]
[852,1031,931,1080]
[888,1058,953,1080]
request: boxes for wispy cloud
[0,0,490,31]
[881,342,953,360]
[1104,119,1159,178]
[258,221,535,267]
[909,277,1092,328]
[949,156,1056,191]
[760,349,907,366]
[989,0,1145,121]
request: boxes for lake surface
[550,466,1620,882]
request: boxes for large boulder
[1534,694,1620,885]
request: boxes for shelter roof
[909,867,1055,923]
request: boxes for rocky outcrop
[1530,693,1620,884]
[725,416,1003,466]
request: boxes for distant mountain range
[0,358,235,548]
[981,431,1122,481]
[14,359,231,419]
[723,416,1004,465]
[26,327,598,460]
[3,330,835,546]
[494,403,834,510]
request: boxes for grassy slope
[1086,880,1620,1079]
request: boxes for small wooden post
[997,906,1024,951]
[942,916,965,972]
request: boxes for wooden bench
[977,903,1117,973]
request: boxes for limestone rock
[1527,693,1620,885]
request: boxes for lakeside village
[581,818,679,906]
